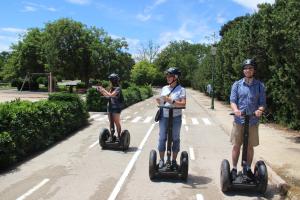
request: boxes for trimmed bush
[0,93,89,169]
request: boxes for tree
[135,40,160,63]
[130,60,161,85]
[154,41,207,86]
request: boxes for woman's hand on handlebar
[233,109,242,117]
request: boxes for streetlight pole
[210,45,216,110]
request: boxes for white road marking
[182,118,186,125]
[90,114,101,119]
[191,118,199,125]
[185,126,189,132]
[196,193,204,200]
[95,116,106,121]
[88,140,98,149]
[189,147,195,160]
[143,116,153,123]
[202,118,212,125]
[121,116,131,122]
[131,116,142,123]
[183,114,186,118]
[16,178,50,200]
[108,123,156,200]
[134,111,138,115]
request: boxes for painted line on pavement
[107,123,156,200]
[202,118,212,125]
[189,147,195,160]
[90,114,101,119]
[143,116,153,123]
[185,125,189,132]
[192,118,199,125]
[196,193,204,200]
[182,118,186,125]
[89,140,98,149]
[131,116,142,123]
[17,178,50,200]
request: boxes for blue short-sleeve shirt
[230,78,266,125]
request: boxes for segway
[220,112,268,193]
[149,105,188,181]
[99,96,130,151]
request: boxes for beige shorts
[230,122,259,147]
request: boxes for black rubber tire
[255,160,268,194]
[149,150,157,180]
[99,128,109,149]
[180,151,189,181]
[220,159,231,192]
[120,130,130,151]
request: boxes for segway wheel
[149,150,157,180]
[254,160,268,194]
[220,159,231,192]
[99,128,110,149]
[120,130,130,151]
[180,151,189,181]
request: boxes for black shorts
[107,107,122,114]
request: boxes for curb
[256,158,290,195]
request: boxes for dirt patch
[273,164,300,199]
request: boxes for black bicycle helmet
[242,59,256,70]
[108,73,120,81]
[165,67,181,76]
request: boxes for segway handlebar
[229,112,258,116]
[158,105,185,109]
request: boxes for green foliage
[86,88,106,112]
[202,0,300,129]
[130,60,161,85]
[154,41,208,86]
[86,85,153,111]
[0,94,89,169]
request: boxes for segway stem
[166,108,173,165]
[242,114,250,173]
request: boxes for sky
[0,0,275,54]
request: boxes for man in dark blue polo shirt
[229,59,266,179]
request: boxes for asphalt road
[0,89,283,200]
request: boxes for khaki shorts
[230,122,259,147]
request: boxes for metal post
[210,45,216,110]
[49,72,52,93]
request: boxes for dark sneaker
[171,160,178,171]
[158,159,164,169]
[231,168,237,180]
[246,169,255,180]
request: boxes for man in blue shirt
[229,59,266,179]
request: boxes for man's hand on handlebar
[254,109,263,117]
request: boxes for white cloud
[136,14,152,22]
[0,43,11,52]
[232,0,275,10]
[136,0,167,22]
[0,27,27,34]
[22,2,57,12]
[216,13,226,24]
[159,20,213,48]
[23,6,37,12]
[65,0,91,5]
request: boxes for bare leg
[232,144,241,168]
[112,113,121,137]
[159,151,165,160]
[247,145,254,166]
[172,152,178,161]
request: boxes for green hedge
[86,85,153,112]
[0,93,89,169]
